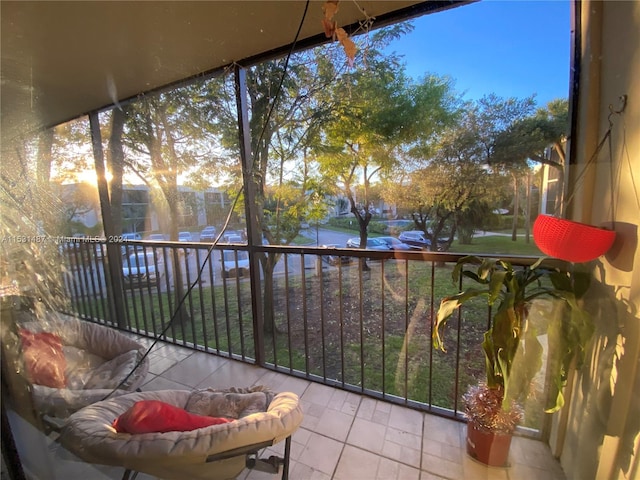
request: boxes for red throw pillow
[112,400,233,434]
[19,329,67,388]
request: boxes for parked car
[220,230,242,243]
[397,231,431,250]
[199,226,217,242]
[346,237,392,251]
[95,243,107,260]
[144,234,170,257]
[177,231,193,253]
[377,236,412,251]
[122,252,164,286]
[121,232,142,256]
[220,250,250,278]
[61,234,94,265]
[320,244,351,266]
[122,232,142,241]
[225,234,244,244]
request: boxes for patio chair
[1,308,149,428]
[58,386,304,480]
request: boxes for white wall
[555,2,640,479]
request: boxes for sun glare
[73,169,113,186]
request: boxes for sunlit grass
[451,234,543,256]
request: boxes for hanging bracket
[607,94,627,126]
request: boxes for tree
[43,118,96,234]
[317,51,459,254]
[493,98,569,214]
[121,86,218,324]
[392,120,495,250]
[472,94,537,241]
[385,98,518,249]
[201,46,343,333]
[105,106,129,236]
[123,86,215,239]
[57,182,99,235]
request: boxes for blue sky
[386,0,571,107]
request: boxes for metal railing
[60,238,546,433]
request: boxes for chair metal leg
[244,435,293,478]
[121,468,139,480]
[282,435,292,480]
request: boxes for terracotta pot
[466,421,513,467]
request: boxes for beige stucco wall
[555,1,640,479]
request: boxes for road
[67,229,358,297]
[306,227,354,247]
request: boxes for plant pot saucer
[466,452,512,469]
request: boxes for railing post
[234,65,265,365]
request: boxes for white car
[122,252,164,286]
[121,232,142,256]
[199,226,217,242]
[178,231,193,242]
[220,250,249,278]
[178,231,193,253]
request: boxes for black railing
[60,238,546,434]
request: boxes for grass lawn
[451,234,543,256]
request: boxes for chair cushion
[19,329,67,388]
[112,400,233,434]
[63,345,106,389]
[84,349,139,390]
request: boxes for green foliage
[493,98,569,167]
[484,214,529,231]
[384,95,538,251]
[456,200,492,244]
[433,256,593,423]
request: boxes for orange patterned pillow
[19,329,67,388]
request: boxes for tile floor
[8,339,566,480]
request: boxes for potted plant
[432,255,593,466]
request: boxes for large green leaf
[507,323,543,406]
[488,270,507,305]
[433,288,488,351]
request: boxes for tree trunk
[261,252,279,334]
[511,174,519,242]
[153,109,191,327]
[107,107,127,236]
[346,185,371,270]
[168,194,190,326]
[525,173,531,243]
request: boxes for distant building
[60,183,229,235]
[539,145,565,216]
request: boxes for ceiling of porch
[0,1,466,144]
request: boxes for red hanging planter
[533,214,616,263]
